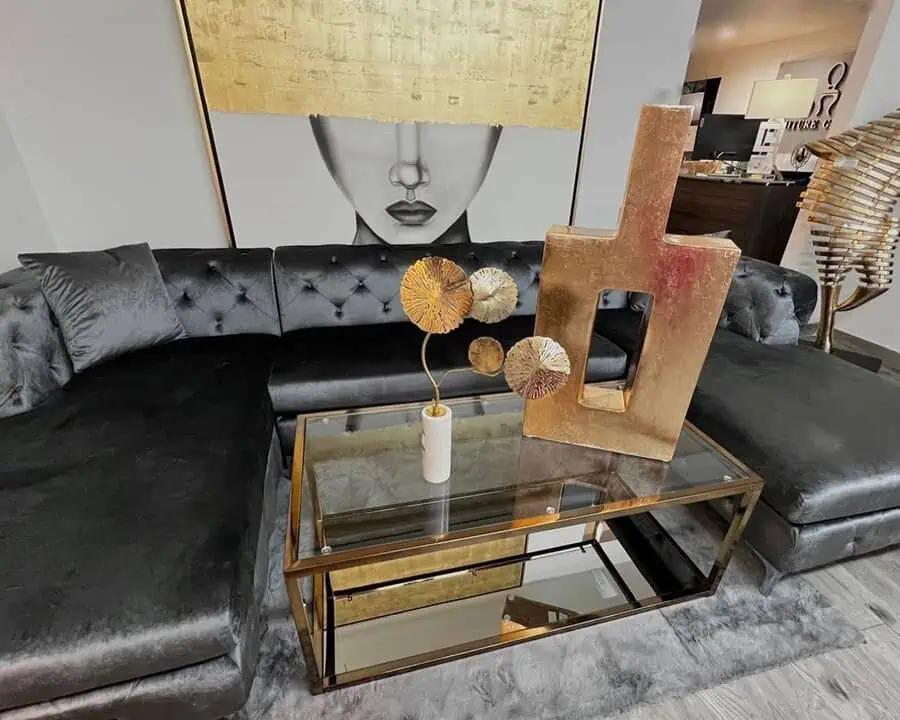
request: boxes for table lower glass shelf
[299,510,715,690]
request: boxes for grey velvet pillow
[18,243,186,372]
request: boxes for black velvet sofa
[595,256,900,593]
[0,242,624,720]
[2,242,899,718]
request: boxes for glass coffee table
[284,394,763,693]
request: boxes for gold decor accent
[400,258,473,335]
[504,336,571,400]
[401,257,473,413]
[524,105,740,461]
[797,110,900,353]
[180,0,600,129]
[468,337,506,376]
[468,268,518,324]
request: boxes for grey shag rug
[234,477,861,719]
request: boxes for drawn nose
[389,124,430,201]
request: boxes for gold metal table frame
[283,395,763,694]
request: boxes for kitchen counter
[668,175,805,264]
[681,173,799,186]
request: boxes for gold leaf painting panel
[182,0,600,129]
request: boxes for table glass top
[290,394,754,568]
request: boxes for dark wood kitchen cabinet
[667,175,805,264]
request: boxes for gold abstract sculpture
[524,105,740,461]
[469,268,519,323]
[468,337,506,376]
[797,110,900,352]
[505,337,571,400]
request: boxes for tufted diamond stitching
[155,248,280,338]
[0,268,74,416]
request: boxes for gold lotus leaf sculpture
[468,267,518,324]
[505,336,571,400]
[468,337,505,376]
[400,257,473,334]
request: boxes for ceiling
[692,0,873,53]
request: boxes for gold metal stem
[816,285,839,353]
[421,333,440,414]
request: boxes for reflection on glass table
[292,394,750,565]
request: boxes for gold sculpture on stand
[469,268,519,323]
[400,258,473,336]
[467,337,506,376]
[400,259,570,413]
[400,257,473,416]
[797,110,900,353]
[524,104,741,462]
[504,337,571,399]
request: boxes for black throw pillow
[19,243,186,372]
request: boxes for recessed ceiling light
[717,25,737,40]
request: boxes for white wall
[0,0,228,260]
[0,109,56,270]
[0,0,705,258]
[686,29,864,116]
[573,0,704,229]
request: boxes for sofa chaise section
[595,256,900,591]
[0,249,283,720]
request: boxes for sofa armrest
[720,256,818,345]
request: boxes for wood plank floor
[621,334,900,719]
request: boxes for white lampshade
[745,78,819,119]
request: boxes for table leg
[286,572,326,693]
[706,487,762,592]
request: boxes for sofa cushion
[18,243,187,372]
[0,335,276,711]
[689,329,900,525]
[0,268,72,418]
[268,317,628,415]
[155,248,282,337]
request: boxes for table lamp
[745,77,819,177]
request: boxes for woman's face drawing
[311,117,501,244]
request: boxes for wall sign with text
[785,62,848,132]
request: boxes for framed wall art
[176,0,603,248]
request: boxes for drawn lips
[385,200,437,226]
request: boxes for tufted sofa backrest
[274,243,541,333]
[719,257,818,345]
[0,268,73,417]
[718,256,818,345]
[154,248,282,337]
[273,242,628,333]
[0,245,820,419]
